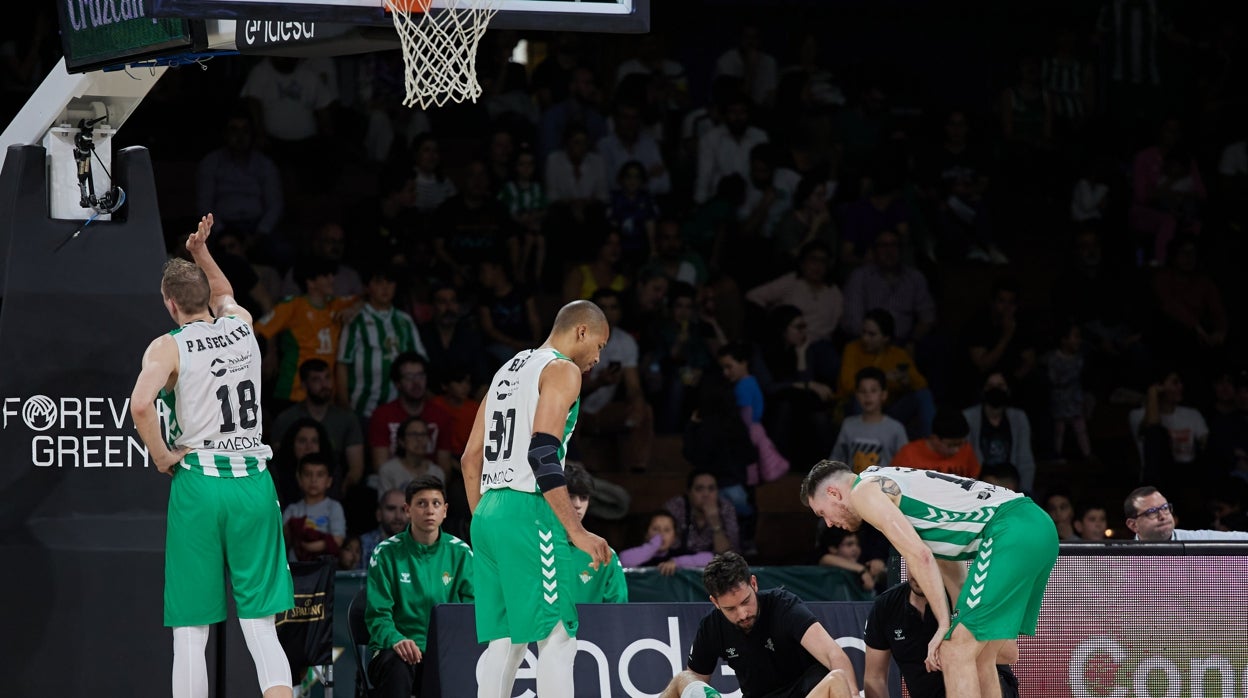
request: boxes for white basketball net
[385,0,502,109]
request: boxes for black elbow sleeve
[528,432,567,493]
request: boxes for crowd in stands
[9,2,1248,574]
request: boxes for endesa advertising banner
[1015,550,1248,698]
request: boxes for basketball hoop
[384,0,501,109]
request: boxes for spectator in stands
[428,366,479,459]
[963,372,1036,493]
[1042,26,1095,137]
[614,34,689,110]
[648,282,716,430]
[1046,321,1094,462]
[863,578,1020,698]
[432,161,517,281]
[209,227,275,316]
[347,159,425,271]
[477,257,542,367]
[694,90,769,204]
[1128,367,1208,475]
[892,407,981,478]
[273,359,366,498]
[483,127,515,193]
[753,305,838,465]
[336,266,427,421]
[1206,369,1248,473]
[838,309,934,438]
[684,378,757,523]
[815,527,884,592]
[1044,489,1076,540]
[607,160,661,268]
[281,222,364,298]
[240,56,335,161]
[719,342,765,424]
[620,511,710,574]
[365,476,473,697]
[739,143,800,239]
[964,277,1039,402]
[980,464,1022,492]
[537,65,606,162]
[773,175,837,270]
[257,258,359,405]
[746,241,843,343]
[196,109,283,243]
[598,100,671,196]
[283,453,346,562]
[619,267,670,342]
[641,219,709,288]
[1151,236,1228,357]
[831,367,909,474]
[1124,486,1248,541]
[562,230,628,304]
[497,146,548,286]
[271,417,335,508]
[368,352,452,471]
[922,109,1002,264]
[530,32,582,111]
[1129,118,1206,265]
[840,168,913,269]
[378,416,447,495]
[714,25,779,108]
[407,133,457,215]
[661,552,858,698]
[339,535,362,571]
[359,488,409,570]
[577,288,654,473]
[1071,501,1108,541]
[840,229,937,349]
[546,124,610,224]
[418,285,489,387]
[565,463,628,600]
[665,470,740,556]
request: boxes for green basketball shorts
[948,497,1058,641]
[164,468,294,627]
[470,488,579,644]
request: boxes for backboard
[150,0,649,33]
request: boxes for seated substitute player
[863,579,1019,698]
[365,476,474,698]
[566,462,628,603]
[802,461,1057,698]
[660,552,858,698]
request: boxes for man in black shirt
[661,553,857,698]
[863,579,1019,698]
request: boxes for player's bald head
[552,300,608,336]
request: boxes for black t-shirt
[485,287,535,342]
[864,582,944,697]
[688,588,821,697]
[978,410,1013,468]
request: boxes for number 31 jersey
[480,348,579,495]
[162,316,273,477]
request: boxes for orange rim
[385,0,430,13]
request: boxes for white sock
[536,623,576,697]
[172,625,210,698]
[478,638,526,698]
[681,680,723,698]
[238,615,293,693]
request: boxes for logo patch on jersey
[494,379,515,401]
[579,571,592,584]
[765,638,775,652]
[725,647,738,659]
[894,629,905,640]
[441,571,451,586]
[400,572,411,584]
[210,358,228,378]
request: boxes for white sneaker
[988,246,1010,265]
[966,247,991,263]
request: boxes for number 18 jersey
[480,348,579,495]
[162,317,273,477]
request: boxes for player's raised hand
[185,214,214,255]
[570,528,611,569]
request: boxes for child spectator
[980,463,1022,492]
[607,160,661,269]
[816,527,885,592]
[619,511,712,575]
[428,366,480,459]
[1045,489,1076,540]
[283,453,347,562]
[1046,322,1093,461]
[338,535,362,571]
[892,407,981,478]
[839,308,934,438]
[831,367,909,473]
[718,342,764,423]
[1072,501,1108,540]
[498,146,547,285]
[647,282,715,430]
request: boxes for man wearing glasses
[365,475,474,697]
[1124,486,1248,541]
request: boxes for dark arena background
[2,0,1248,695]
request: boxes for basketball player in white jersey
[461,300,613,698]
[130,214,295,698]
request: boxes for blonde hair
[161,258,210,312]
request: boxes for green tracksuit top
[568,545,629,604]
[366,528,474,653]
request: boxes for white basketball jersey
[162,316,272,477]
[480,348,579,494]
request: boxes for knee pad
[238,615,292,692]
